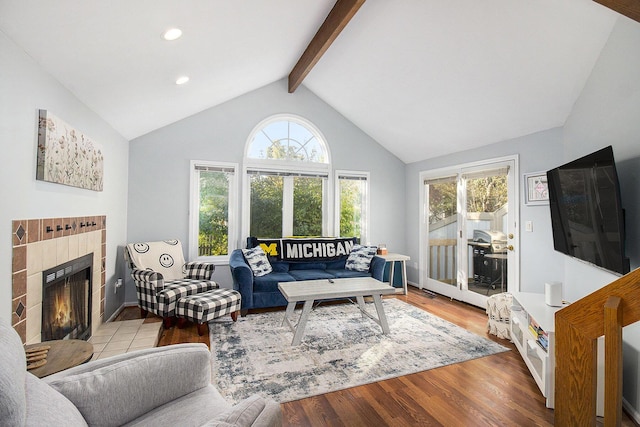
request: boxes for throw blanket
[247,237,356,261]
[486,292,512,340]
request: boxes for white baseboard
[623,397,640,424]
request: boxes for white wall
[127,78,406,296]
[0,30,130,321]
[560,15,640,417]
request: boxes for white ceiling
[0,0,620,163]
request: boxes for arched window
[246,115,329,164]
[244,115,331,238]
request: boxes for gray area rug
[209,298,508,404]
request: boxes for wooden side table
[25,339,94,378]
[377,253,410,295]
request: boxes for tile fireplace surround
[11,216,106,344]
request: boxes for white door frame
[418,155,519,307]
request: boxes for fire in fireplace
[41,253,93,341]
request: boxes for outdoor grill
[469,230,507,288]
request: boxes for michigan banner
[247,237,357,261]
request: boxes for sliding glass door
[420,157,518,308]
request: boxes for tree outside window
[466,175,508,214]
[337,173,368,242]
[293,176,323,236]
[248,172,325,237]
[198,170,230,255]
[249,174,283,238]
[190,162,237,259]
[428,181,457,225]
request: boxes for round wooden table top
[25,339,94,378]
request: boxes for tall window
[248,172,284,237]
[189,161,237,261]
[336,171,369,242]
[245,115,330,238]
[248,171,326,237]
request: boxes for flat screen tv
[546,146,630,275]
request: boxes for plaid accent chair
[125,239,218,328]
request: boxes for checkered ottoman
[175,289,242,336]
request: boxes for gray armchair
[0,319,282,426]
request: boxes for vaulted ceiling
[0,1,631,163]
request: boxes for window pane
[198,170,230,256]
[247,132,272,159]
[428,181,457,225]
[261,121,289,160]
[427,180,458,285]
[339,179,365,238]
[289,122,320,162]
[466,174,507,214]
[247,118,328,163]
[293,176,323,236]
[465,170,508,296]
[250,174,283,237]
[262,121,288,142]
[289,122,312,146]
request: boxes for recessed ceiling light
[162,28,182,41]
[175,76,190,85]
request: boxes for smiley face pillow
[127,239,187,280]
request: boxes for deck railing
[428,239,457,284]
[198,235,227,257]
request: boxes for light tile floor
[89,319,161,360]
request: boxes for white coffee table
[278,277,396,346]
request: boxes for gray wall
[127,78,406,296]
[0,31,130,321]
[560,15,640,415]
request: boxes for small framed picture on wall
[524,172,549,205]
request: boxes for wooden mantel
[555,267,640,425]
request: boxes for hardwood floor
[116,288,637,426]
[278,290,554,426]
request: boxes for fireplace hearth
[42,253,92,341]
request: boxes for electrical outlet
[114,278,123,294]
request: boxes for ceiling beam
[288,0,366,93]
[593,0,640,23]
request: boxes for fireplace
[41,253,93,341]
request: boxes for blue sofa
[229,238,385,314]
